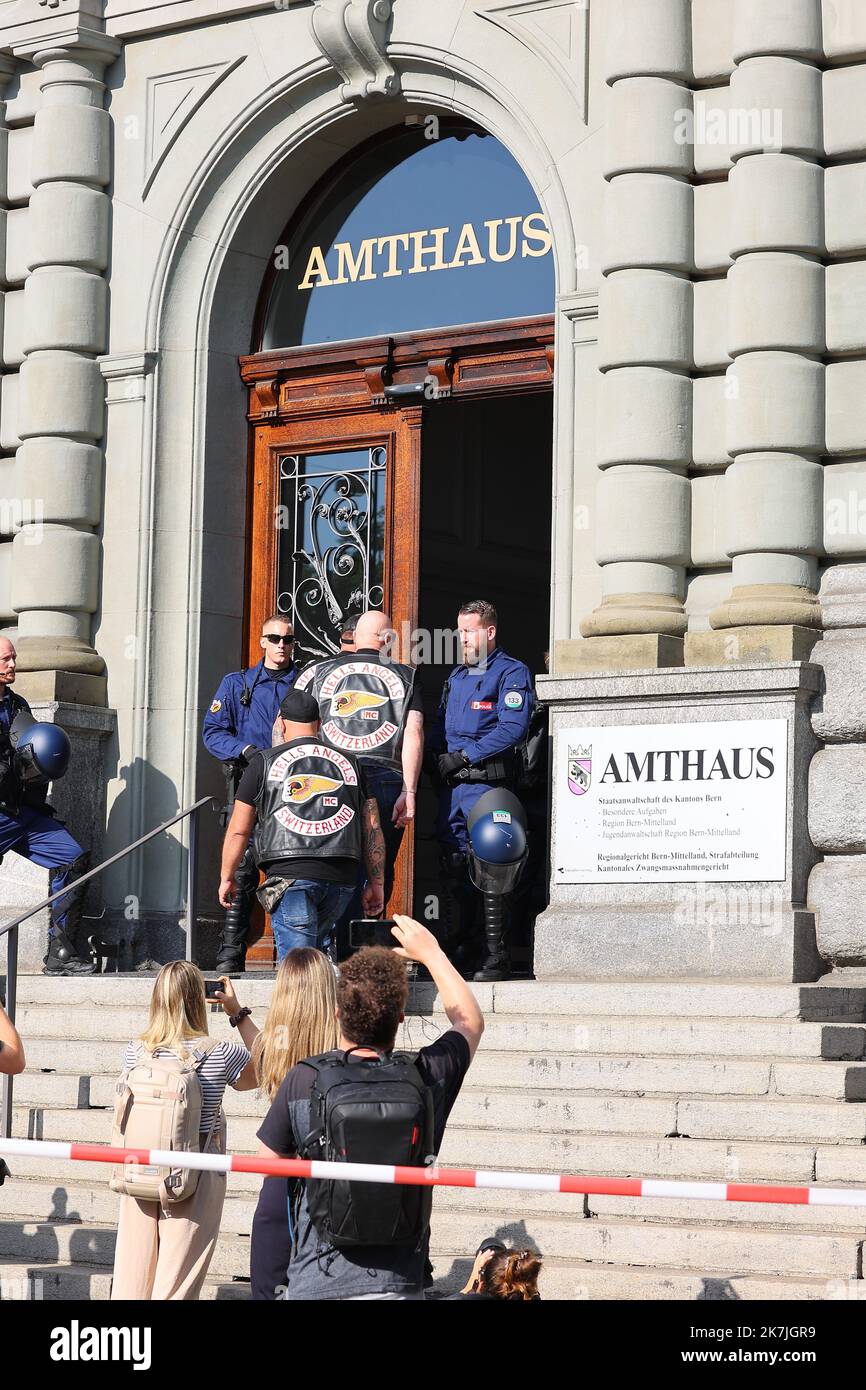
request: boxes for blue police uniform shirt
[437,646,534,763]
[202,660,299,761]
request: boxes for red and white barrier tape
[2,1136,866,1208]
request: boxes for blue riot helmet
[10,715,71,784]
[466,788,529,895]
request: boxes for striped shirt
[123,1037,250,1139]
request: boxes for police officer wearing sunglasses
[202,615,299,971]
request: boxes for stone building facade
[0,0,865,980]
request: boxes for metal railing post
[186,806,199,963]
[1,924,17,1139]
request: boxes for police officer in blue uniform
[202,614,299,971]
[0,637,93,976]
[428,600,533,981]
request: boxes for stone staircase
[3,975,866,1300]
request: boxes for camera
[204,978,224,1000]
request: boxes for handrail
[1,793,219,1140]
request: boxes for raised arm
[391,915,485,1061]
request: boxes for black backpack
[297,1048,435,1249]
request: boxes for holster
[220,759,244,829]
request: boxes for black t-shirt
[235,744,372,885]
[257,1030,471,1300]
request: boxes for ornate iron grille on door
[276,447,387,668]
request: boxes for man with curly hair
[257,916,484,1300]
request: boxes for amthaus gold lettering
[297,212,552,290]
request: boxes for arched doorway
[239,118,555,961]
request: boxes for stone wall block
[811,635,866,741]
[23,268,107,355]
[729,57,822,160]
[693,276,731,371]
[0,370,19,452]
[694,179,732,272]
[692,374,734,469]
[604,78,694,179]
[728,251,824,355]
[808,745,866,851]
[691,471,729,566]
[6,126,33,206]
[823,65,866,160]
[693,86,736,176]
[596,465,691,565]
[5,207,29,286]
[730,154,824,255]
[0,539,12,622]
[808,855,866,967]
[822,0,866,62]
[2,287,25,368]
[825,163,866,258]
[15,438,102,527]
[826,261,866,354]
[597,366,692,466]
[605,0,692,82]
[27,183,109,272]
[602,173,693,273]
[724,453,823,556]
[598,269,692,369]
[824,460,866,557]
[726,352,824,455]
[18,352,104,440]
[733,0,823,62]
[31,106,110,188]
[826,360,866,455]
[10,523,99,612]
[692,0,735,83]
[686,569,734,630]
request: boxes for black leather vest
[254,740,363,866]
[296,656,415,773]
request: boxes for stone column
[11,33,118,698]
[696,0,825,664]
[576,0,693,671]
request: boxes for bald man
[296,611,423,922]
[0,638,93,974]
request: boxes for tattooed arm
[361,795,386,918]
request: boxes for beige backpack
[109,1039,222,1202]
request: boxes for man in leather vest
[0,638,93,975]
[203,614,299,972]
[218,689,386,961]
[296,609,423,911]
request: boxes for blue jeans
[270,880,355,960]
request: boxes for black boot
[43,854,95,976]
[43,929,97,976]
[216,848,256,973]
[473,893,510,982]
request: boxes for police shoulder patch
[210,700,222,714]
[504,691,524,709]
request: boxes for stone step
[0,1252,845,1303]
[425,1258,855,1302]
[0,1180,259,1235]
[3,1117,845,1185]
[586,1192,866,1232]
[16,976,866,1022]
[0,1258,248,1301]
[1,1200,860,1281]
[427,1209,864,1279]
[33,1087,863,1148]
[17,1015,866,1063]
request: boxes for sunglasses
[263,633,295,644]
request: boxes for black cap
[279,689,320,723]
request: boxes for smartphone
[348,919,399,951]
[204,978,224,1000]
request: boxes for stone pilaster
[11,29,118,689]
[579,0,692,663]
[705,0,824,646]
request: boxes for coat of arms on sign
[568,744,591,796]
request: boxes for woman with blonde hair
[111,960,258,1301]
[215,948,338,1300]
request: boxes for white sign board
[554,718,788,884]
